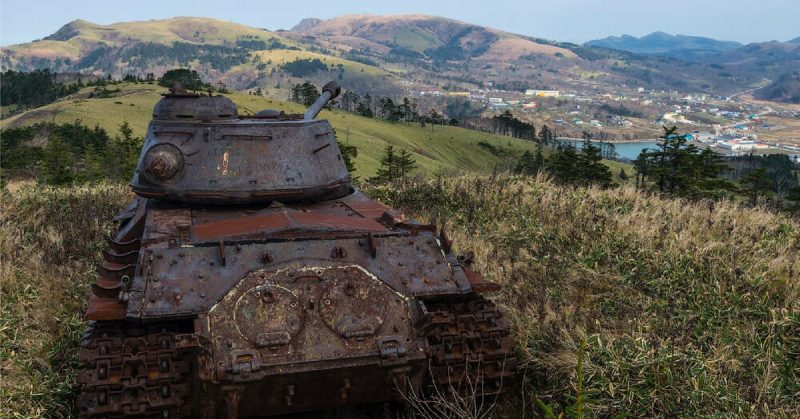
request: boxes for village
[405,80,800,163]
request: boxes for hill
[755,70,800,103]
[286,14,573,58]
[3,175,798,417]
[0,81,552,177]
[700,41,800,80]
[788,36,800,44]
[586,31,742,61]
[0,15,767,97]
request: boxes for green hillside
[1,82,555,177]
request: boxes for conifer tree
[396,149,417,178]
[373,145,416,182]
[634,126,734,199]
[742,168,773,205]
[576,133,613,188]
[515,150,538,175]
[41,137,74,186]
[374,145,398,182]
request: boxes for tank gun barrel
[304,81,341,120]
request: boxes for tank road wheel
[77,321,194,418]
[422,295,517,398]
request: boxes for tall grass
[365,174,800,417]
[0,183,130,417]
[2,175,798,417]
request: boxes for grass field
[250,49,393,76]
[2,175,798,417]
[1,82,632,180]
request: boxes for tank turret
[131,81,350,204]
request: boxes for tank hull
[78,191,516,417]
[78,84,516,417]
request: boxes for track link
[77,321,194,418]
[423,295,517,396]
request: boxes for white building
[525,89,560,97]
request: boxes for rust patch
[191,210,388,242]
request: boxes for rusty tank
[77,81,517,418]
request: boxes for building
[718,140,769,153]
[525,89,560,97]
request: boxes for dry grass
[0,184,131,417]
[366,174,800,417]
[2,175,798,417]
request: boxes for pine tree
[576,134,613,188]
[106,121,142,181]
[742,168,773,205]
[534,142,544,171]
[396,149,417,178]
[515,151,538,175]
[634,126,733,199]
[787,186,800,213]
[538,125,554,145]
[40,137,74,186]
[374,145,398,183]
[336,133,358,174]
[548,142,579,184]
[373,145,416,182]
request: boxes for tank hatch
[152,85,239,121]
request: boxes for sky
[1,0,798,47]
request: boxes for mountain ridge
[586,31,742,60]
[0,15,775,97]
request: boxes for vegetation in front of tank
[364,174,800,417]
[0,183,131,417]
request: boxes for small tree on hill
[576,133,614,188]
[742,168,773,205]
[40,137,74,186]
[515,150,539,175]
[373,145,416,183]
[538,125,554,145]
[396,149,417,178]
[158,69,207,91]
[105,121,143,180]
[634,126,734,199]
[290,82,320,107]
[787,186,800,213]
[374,145,398,182]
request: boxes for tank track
[76,321,194,418]
[423,295,517,397]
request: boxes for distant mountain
[586,32,742,61]
[700,41,800,80]
[0,15,766,96]
[286,14,572,60]
[788,36,800,44]
[290,18,322,32]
